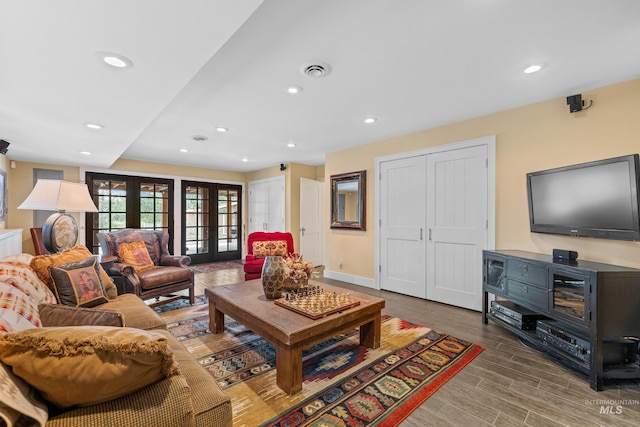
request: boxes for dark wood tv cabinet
[482,249,640,391]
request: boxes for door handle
[300,227,306,236]
[420,228,423,240]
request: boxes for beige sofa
[0,251,231,427]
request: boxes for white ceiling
[2,0,640,173]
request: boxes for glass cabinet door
[549,269,590,328]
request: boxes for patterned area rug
[189,261,243,274]
[160,305,483,426]
[152,294,207,313]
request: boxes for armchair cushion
[49,257,109,308]
[0,326,181,408]
[136,266,192,291]
[118,241,155,272]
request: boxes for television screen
[527,154,640,241]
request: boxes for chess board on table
[274,285,360,319]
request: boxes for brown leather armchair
[97,229,194,306]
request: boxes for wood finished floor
[193,266,640,427]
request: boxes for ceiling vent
[192,135,208,142]
[301,61,332,78]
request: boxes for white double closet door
[379,139,492,311]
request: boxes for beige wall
[6,157,322,256]
[325,78,640,279]
[7,161,82,253]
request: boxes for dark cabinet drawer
[507,279,548,310]
[507,260,547,288]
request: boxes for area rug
[189,261,243,274]
[160,306,483,426]
[152,294,207,313]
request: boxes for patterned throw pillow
[0,261,57,305]
[31,246,118,300]
[49,257,109,308]
[0,326,180,408]
[0,282,42,334]
[252,240,288,258]
[118,241,155,272]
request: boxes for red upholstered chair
[244,231,294,280]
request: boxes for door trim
[374,135,496,289]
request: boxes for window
[85,173,174,254]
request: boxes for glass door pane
[184,184,210,257]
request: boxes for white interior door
[379,156,427,298]
[299,178,323,266]
[248,176,285,234]
[426,145,488,310]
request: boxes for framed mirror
[330,170,366,230]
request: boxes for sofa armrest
[159,255,191,267]
[246,255,258,263]
[38,304,125,327]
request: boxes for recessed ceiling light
[80,151,92,155]
[179,148,188,153]
[524,65,542,74]
[287,142,296,148]
[102,53,133,69]
[84,122,104,130]
[192,135,208,142]
[241,157,249,162]
[215,127,228,133]
[286,86,303,94]
[364,117,377,124]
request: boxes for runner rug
[159,304,483,426]
[189,260,243,274]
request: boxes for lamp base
[42,213,79,253]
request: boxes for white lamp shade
[18,180,98,212]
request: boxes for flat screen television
[527,154,640,241]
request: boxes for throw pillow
[0,261,57,305]
[31,246,118,300]
[0,326,181,408]
[49,257,109,308]
[0,282,42,333]
[252,240,288,257]
[38,303,125,327]
[118,241,155,272]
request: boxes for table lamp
[18,180,98,253]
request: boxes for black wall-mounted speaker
[566,94,583,113]
[0,140,9,155]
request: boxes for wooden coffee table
[205,279,385,394]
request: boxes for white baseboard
[323,270,377,289]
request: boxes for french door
[85,173,174,254]
[182,181,242,263]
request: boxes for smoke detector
[301,61,332,78]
